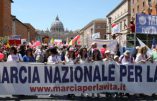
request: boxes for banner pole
[134,33,136,47]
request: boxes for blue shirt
[23,55,35,62]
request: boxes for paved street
[1,94,157,101]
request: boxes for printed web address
[30,83,126,92]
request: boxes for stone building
[131,0,157,47]
[106,0,132,48]
[37,16,78,44]
[0,0,37,42]
[79,18,107,47]
[0,0,13,36]
[131,0,157,20]
[50,16,64,34]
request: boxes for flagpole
[134,32,136,47]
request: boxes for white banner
[92,33,100,39]
[0,62,157,95]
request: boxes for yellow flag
[6,42,10,48]
[69,40,73,46]
[50,37,54,44]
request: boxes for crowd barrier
[0,61,156,95]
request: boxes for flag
[137,38,152,55]
[50,37,54,44]
[6,42,10,48]
[69,35,80,46]
[112,23,120,35]
[69,40,73,46]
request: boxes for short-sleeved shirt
[151,51,157,61]
[7,54,20,62]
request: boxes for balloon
[0,53,4,60]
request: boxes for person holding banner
[78,47,88,64]
[7,47,20,62]
[103,50,113,62]
[151,45,157,62]
[65,47,78,64]
[91,48,101,98]
[114,55,119,64]
[135,46,149,64]
[34,46,44,63]
[23,48,35,62]
[91,48,102,62]
[47,47,61,64]
[119,50,134,65]
[88,42,101,61]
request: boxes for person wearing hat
[103,50,113,61]
[65,47,78,64]
[119,50,134,65]
[114,55,119,64]
[88,42,101,61]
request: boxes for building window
[148,0,152,7]
[120,22,122,31]
[91,28,93,33]
[124,20,126,29]
[143,2,145,7]
[133,8,134,13]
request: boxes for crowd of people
[1,42,157,98]
[0,41,156,65]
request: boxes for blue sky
[12,0,122,31]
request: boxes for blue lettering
[70,67,73,82]
[93,65,101,82]
[62,66,69,83]
[108,64,115,81]
[135,65,142,82]
[32,67,40,83]
[10,67,18,83]
[128,65,134,82]
[154,66,157,82]
[84,66,92,82]
[45,66,52,83]
[2,67,9,83]
[120,65,127,82]
[19,66,27,84]
[147,66,153,82]
[28,67,31,83]
[102,64,107,81]
[53,67,61,83]
[74,66,83,82]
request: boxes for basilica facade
[37,16,78,43]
